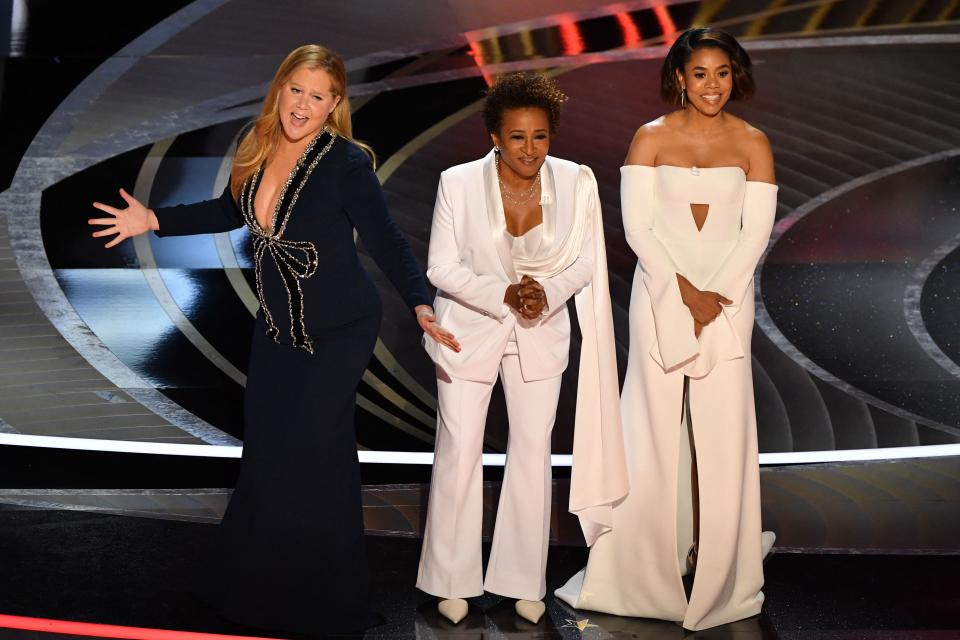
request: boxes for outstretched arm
[152,183,245,237]
[90,183,246,247]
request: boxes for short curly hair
[482,72,567,135]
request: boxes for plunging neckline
[254,160,298,234]
[507,222,543,239]
[251,128,330,236]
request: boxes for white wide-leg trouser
[416,343,562,601]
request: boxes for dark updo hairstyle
[660,27,754,106]
[482,72,568,135]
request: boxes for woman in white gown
[556,27,777,631]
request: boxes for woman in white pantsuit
[556,28,777,631]
[418,73,627,625]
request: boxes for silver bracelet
[416,309,434,319]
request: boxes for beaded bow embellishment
[239,128,338,353]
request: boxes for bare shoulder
[624,117,667,166]
[738,120,775,183]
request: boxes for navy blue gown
[154,129,430,635]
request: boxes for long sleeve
[426,172,511,318]
[621,165,699,372]
[703,181,779,313]
[153,183,245,237]
[339,150,431,310]
[678,181,777,378]
[538,166,596,314]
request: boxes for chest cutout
[690,203,710,232]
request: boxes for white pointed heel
[761,530,776,561]
[515,599,546,624]
[438,598,468,624]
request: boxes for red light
[559,19,584,56]
[468,41,494,86]
[653,5,678,43]
[616,12,641,47]
[0,613,276,640]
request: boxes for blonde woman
[88,45,454,636]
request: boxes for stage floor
[0,506,957,640]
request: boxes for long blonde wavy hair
[230,44,374,200]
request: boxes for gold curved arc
[357,395,434,445]
[362,369,436,430]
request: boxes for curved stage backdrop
[0,0,958,556]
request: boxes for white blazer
[423,150,594,383]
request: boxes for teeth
[292,113,307,121]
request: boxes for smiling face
[277,65,341,144]
[490,107,550,180]
[677,47,733,116]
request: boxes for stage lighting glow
[0,613,273,640]
[559,18,585,56]
[616,12,642,48]
[10,0,27,56]
[652,5,677,43]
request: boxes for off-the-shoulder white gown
[556,165,778,631]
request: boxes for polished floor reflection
[1,506,957,640]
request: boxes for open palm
[88,188,157,248]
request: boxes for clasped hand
[505,275,547,320]
[677,274,732,338]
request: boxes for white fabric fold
[621,166,700,372]
[622,167,777,379]
[511,165,628,545]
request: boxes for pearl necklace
[496,154,541,206]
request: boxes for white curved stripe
[132,140,248,389]
[211,128,261,316]
[903,231,960,380]
[0,433,958,465]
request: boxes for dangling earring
[680,85,686,108]
[494,145,500,153]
